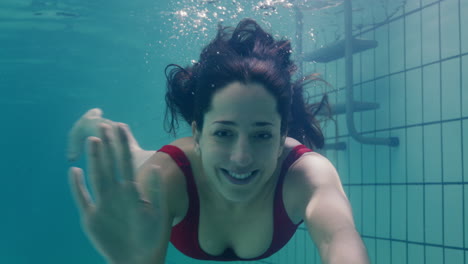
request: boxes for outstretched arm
[298,153,370,264]
[67,108,155,168]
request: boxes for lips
[221,169,258,185]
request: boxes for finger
[99,123,118,186]
[68,167,94,215]
[118,123,141,151]
[67,127,85,162]
[67,108,103,162]
[116,123,135,182]
[87,136,107,203]
[85,108,103,119]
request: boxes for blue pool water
[0,0,466,263]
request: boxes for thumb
[67,108,103,161]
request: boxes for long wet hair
[164,18,329,149]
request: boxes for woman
[68,19,369,264]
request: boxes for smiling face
[192,81,286,204]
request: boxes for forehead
[205,82,280,124]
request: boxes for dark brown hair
[164,18,328,149]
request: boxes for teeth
[227,170,253,179]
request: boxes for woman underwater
[67,19,370,264]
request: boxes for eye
[256,132,273,140]
[214,130,232,137]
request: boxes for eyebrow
[211,120,274,127]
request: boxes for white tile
[440,0,461,58]
[336,59,346,89]
[362,143,376,184]
[376,185,390,237]
[422,4,440,64]
[425,185,443,245]
[337,137,350,184]
[444,185,464,247]
[375,24,389,77]
[362,81,376,133]
[391,241,407,264]
[462,56,468,117]
[391,186,407,240]
[406,68,423,125]
[390,73,406,128]
[422,0,439,6]
[354,84,362,130]
[337,89,348,136]
[375,132,390,184]
[405,12,422,69]
[408,186,424,242]
[361,31,376,82]
[362,186,376,236]
[408,244,424,264]
[349,138,362,184]
[314,62,327,80]
[389,19,405,73]
[287,232,297,263]
[423,63,441,123]
[390,129,406,183]
[445,249,465,264]
[464,119,468,181]
[465,187,468,256]
[376,240,391,264]
[354,53,361,84]
[407,126,424,183]
[324,62,337,91]
[349,186,363,232]
[442,121,462,182]
[295,231,306,264]
[304,229,316,264]
[376,77,390,130]
[461,0,468,54]
[426,246,443,264]
[423,123,442,182]
[324,92,337,138]
[441,58,461,120]
[364,238,376,264]
[405,0,421,13]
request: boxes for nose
[230,136,253,168]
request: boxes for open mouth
[221,169,258,185]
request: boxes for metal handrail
[344,0,399,147]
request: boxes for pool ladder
[294,0,399,150]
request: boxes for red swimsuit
[157,144,312,261]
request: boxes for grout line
[403,2,409,263]
[403,2,410,262]
[387,17,393,263]
[437,1,446,262]
[458,0,466,263]
[419,0,427,261]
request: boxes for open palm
[69,123,164,263]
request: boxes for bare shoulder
[283,140,344,223]
[288,149,343,198]
[136,137,194,221]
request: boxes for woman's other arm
[297,153,370,264]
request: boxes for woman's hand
[69,123,166,263]
[67,108,142,162]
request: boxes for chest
[198,197,274,259]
